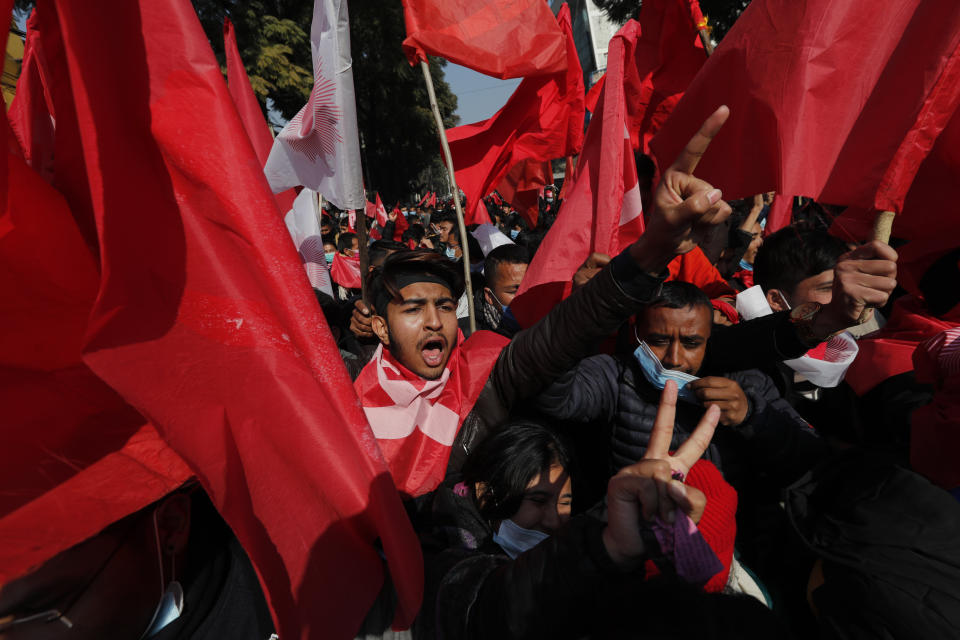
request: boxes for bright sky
[443,63,521,126]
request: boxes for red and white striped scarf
[354,330,508,498]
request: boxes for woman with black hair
[411,383,777,640]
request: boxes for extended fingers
[673,404,720,472]
[843,240,899,263]
[646,381,679,459]
[670,105,730,175]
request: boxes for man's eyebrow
[645,332,672,340]
[679,332,707,341]
[398,297,427,306]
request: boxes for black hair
[753,227,847,295]
[484,244,530,282]
[645,281,712,314]
[919,246,960,316]
[367,249,465,316]
[321,233,338,248]
[462,421,573,524]
[337,232,357,253]
[368,240,407,268]
[402,224,425,244]
[634,151,657,182]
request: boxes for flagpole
[420,59,476,333]
[873,210,895,243]
[356,204,370,303]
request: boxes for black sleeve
[701,311,809,375]
[431,516,637,640]
[532,354,622,424]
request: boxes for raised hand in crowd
[350,299,376,340]
[572,252,611,290]
[688,376,749,426]
[631,105,733,273]
[602,381,719,569]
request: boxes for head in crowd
[433,212,456,246]
[337,232,359,257]
[402,224,425,248]
[743,224,764,264]
[319,214,334,237]
[322,237,337,265]
[635,152,657,216]
[753,227,848,311]
[462,421,574,537]
[368,250,465,379]
[635,282,713,375]
[919,246,960,316]
[483,244,530,309]
[367,240,407,271]
[338,217,350,234]
[504,212,526,241]
[0,488,260,640]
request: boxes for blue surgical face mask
[485,287,508,312]
[738,258,754,271]
[444,246,458,260]
[509,229,520,239]
[324,252,336,265]
[493,518,550,559]
[632,340,700,403]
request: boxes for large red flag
[651,0,960,214]
[41,2,422,639]
[224,17,296,214]
[401,0,566,79]
[8,11,55,183]
[579,0,706,152]
[511,20,645,328]
[446,3,583,225]
[496,158,553,227]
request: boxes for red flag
[224,17,296,214]
[585,74,604,113]
[511,20,645,328]
[365,193,388,227]
[392,204,410,241]
[764,194,794,235]
[41,2,421,639]
[331,251,363,289]
[8,11,56,183]
[401,0,566,79]
[426,191,436,207]
[446,3,583,225]
[497,158,552,227]
[651,0,960,210]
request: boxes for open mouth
[420,337,446,368]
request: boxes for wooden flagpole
[420,59,476,333]
[356,203,370,302]
[873,210,895,243]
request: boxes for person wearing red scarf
[354,107,744,498]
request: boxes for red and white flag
[284,187,335,298]
[264,0,365,210]
[511,21,645,328]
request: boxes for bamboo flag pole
[872,210,895,243]
[420,59,476,333]
[696,17,714,55]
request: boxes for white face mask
[632,340,700,403]
[493,518,550,558]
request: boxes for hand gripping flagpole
[420,58,476,333]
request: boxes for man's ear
[371,314,390,345]
[483,287,497,306]
[766,289,786,312]
[156,493,191,556]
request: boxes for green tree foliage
[192,0,459,203]
[592,0,751,41]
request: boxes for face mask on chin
[493,518,550,559]
[444,246,458,260]
[485,287,508,312]
[509,229,520,240]
[632,340,700,403]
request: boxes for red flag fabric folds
[331,251,362,289]
[651,0,960,210]
[511,20,645,328]
[401,0,566,79]
[224,17,296,214]
[8,11,55,183]
[446,3,583,225]
[38,1,422,638]
[497,158,552,227]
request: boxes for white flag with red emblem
[264,0,365,210]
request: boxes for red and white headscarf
[354,330,508,498]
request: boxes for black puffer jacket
[534,354,824,488]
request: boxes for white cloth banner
[284,188,334,298]
[264,0,365,210]
[736,285,858,388]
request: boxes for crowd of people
[4,112,960,640]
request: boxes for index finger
[670,105,730,175]
[645,381,678,460]
[841,240,899,263]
